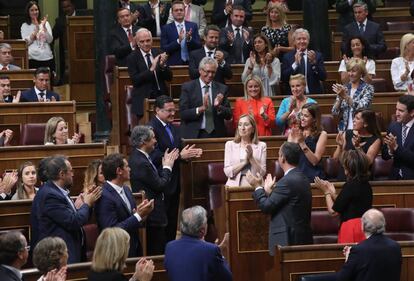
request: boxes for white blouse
[21,21,53,61]
[391,56,414,91]
[338,59,376,75]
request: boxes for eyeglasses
[160,108,176,113]
[20,245,30,252]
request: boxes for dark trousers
[164,189,180,242]
[146,225,166,255]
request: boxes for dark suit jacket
[129,148,172,227]
[382,121,414,180]
[188,48,233,84]
[179,79,232,139]
[281,49,327,94]
[140,2,170,37]
[335,0,376,32]
[160,21,202,66]
[211,0,252,28]
[219,25,253,64]
[252,168,313,256]
[20,88,61,102]
[411,0,414,17]
[0,265,21,281]
[34,181,90,263]
[336,234,402,281]
[94,182,143,257]
[164,235,233,281]
[126,48,172,116]
[341,20,386,57]
[109,24,139,67]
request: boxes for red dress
[233,97,275,136]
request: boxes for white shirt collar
[232,24,242,33]
[106,180,124,194]
[0,63,8,70]
[284,167,295,176]
[404,118,414,128]
[122,25,133,33]
[203,46,216,55]
[53,181,70,196]
[155,115,168,127]
[140,48,152,58]
[71,10,76,16]
[137,148,150,158]
[357,18,368,26]
[199,78,211,90]
[175,20,185,29]
[34,86,46,95]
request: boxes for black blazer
[126,48,172,116]
[219,25,253,64]
[0,265,21,281]
[109,24,139,66]
[129,148,172,227]
[188,48,233,84]
[211,0,252,28]
[140,2,170,37]
[20,88,61,102]
[179,79,232,139]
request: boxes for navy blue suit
[165,235,233,281]
[160,21,202,65]
[34,181,90,263]
[281,49,327,94]
[109,24,139,67]
[94,182,143,257]
[20,88,60,102]
[382,121,414,180]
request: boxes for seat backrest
[311,210,340,244]
[207,162,226,185]
[224,119,235,137]
[371,78,388,93]
[371,156,393,181]
[82,224,100,261]
[273,160,284,181]
[20,123,46,145]
[321,114,337,134]
[386,21,414,31]
[377,47,400,59]
[381,208,414,241]
[104,55,116,94]
[323,157,340,181]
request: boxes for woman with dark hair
[11,161,38,200]
[288,103,327,181]
[314,149,373,243]
[20,1,55,72]
[241,33,280,96]
[339,36,375,84]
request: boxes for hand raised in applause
[82,185,102,207]
[215,232,230,253]
[133,258,154,281]
[214,50,224,65]
[162,148,179,168]
[135,199,154,220]
[226,31,234,45]
[214,93,224,107]
[307,50,316,64]
[384,133,398,153]
[180,144,203,160]
[0,170,17,195]
[245,170,263,189]
[332,83,347,100]
[43,266,67,281]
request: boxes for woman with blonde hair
[11,161,38,200]
[391,33,414,91]
[88,227,154,281]
[83,159,105,193]
[224,114,266,187]
[44,116,81,145]
[233,75,275,136]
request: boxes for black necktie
[145,53,152,69]
[359,23,364,34]
[207,51,213,58]
[234,27,243,63]
[298,52,305,75]
[39,91,45,101]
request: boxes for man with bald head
[336,209,402,281]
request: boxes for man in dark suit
[281,28,326,94]
[149,95,203,242]
[189,24,232,84]
[0,76,20,103]
[335,0,376,32]
[218,6,253,64]
[160,0,201,66]
[110,8,140,67]
[336,209,402,281]
[341,2,386,58]
[247,142,313,256]
[179,57,232,139]
[95,153,154,257]
[211,0,252,28]
[118,0,144,25]
[140,0,170,37]
[165,206,232,281]
[0,231,29,281]
[127,28,172,122]
[129,125,179,255]
[20,67,60,102]
[34,155,102,263]
[382,95,414,180]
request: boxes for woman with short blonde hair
[391,33,414,91]
[44,116,80,145]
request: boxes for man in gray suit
[247,142,313,256]
[0,43,21,71]
[167,0,207,37]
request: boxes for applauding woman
[224,114,266,187]
[233,75,275,136]
[44,117,81,145]
[391,33,414,92]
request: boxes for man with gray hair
[0,43,21,71]
[164,205,232,281]
[0,231,29,281]
[336,208,402,281]
[179,56,232,138]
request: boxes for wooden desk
[0,39,28,68]
[0,69,35,95]
[0,16,10,39]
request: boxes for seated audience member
[167,0,207,37]
[189,25,233,84]
[332,58,374,131]
[261,2,294,59]
[0,76,20,103]
[179,57,232,139]
[0,129,14,146]
[32,237,68,281]
[160,0,201,66]
[233,75,275,136]
[0,231,29,281]
[281,28,326,94]
[212,0,252,28]
[11,161,38,200]
[242,34,280,96]
[127,28,172,122]
[382,95,414,179]
[0,170,18,200]
[164,206,232,281]
[44,116,81,145]
[110,8,139,67]
[391,33,414,92]
[335,0,376,32]
[21,1,55,72]
[20,67,60,102]
[129,126,178,255]
[335,209,402,281]
[340,3,386,58]
[140,0,170,37]
[288,103,327,181]
[247,142,313,256]
[0,43,21,71]
[88,227,154,281]
[95,153,154,257]
[218,6,253,64]
[276,74,316,135]
[339,35,375,84]
[224,114,266,187]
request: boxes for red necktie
[127,28,133,42]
